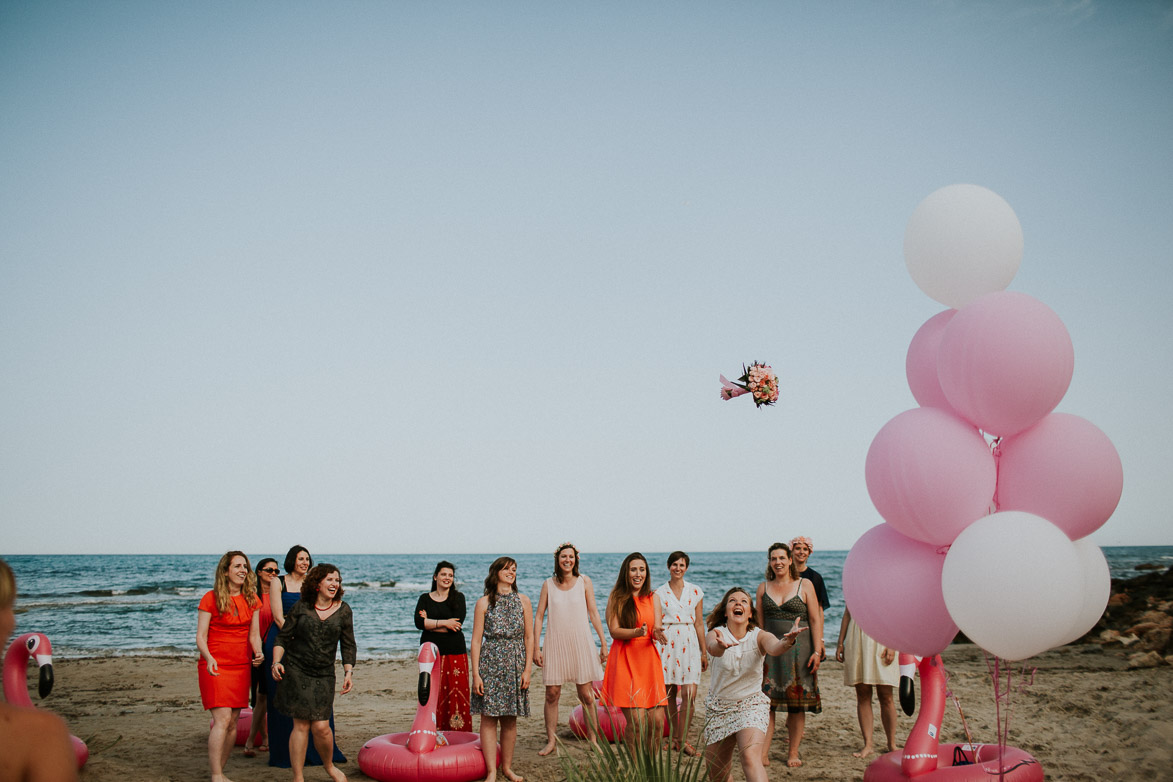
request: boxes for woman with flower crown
[533,542,608,754]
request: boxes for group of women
[194,539,899,782]
[197,546,354,782]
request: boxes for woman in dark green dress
[272,564,357,782]
[754,542,824,769]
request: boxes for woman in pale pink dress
[532,543,608,755]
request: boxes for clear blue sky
[2,1,1170,555]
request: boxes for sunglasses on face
[260,568,280,574]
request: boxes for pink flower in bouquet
[719,361,779,408]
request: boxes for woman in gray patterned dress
[470,557,533,782]
[754,542,824,769]
[272,564,356,782]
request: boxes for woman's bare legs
[786,711,805,767]
[760,709,775,766]
[853,684,876,758]
[290,719,345,782]
[499,716,523,781]
[736,728,769,782]
[674,683,698,752]
[704,734,735,782]
[208,707,239,782]
[877,685,897,752]
[480,715,499,782]
[666,684,680,747]
[539,685,560,756]
[574,681,601,748]
[246,693,267,751]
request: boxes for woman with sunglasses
[703,587,805,782]
[244,557,280,757]
[265,546,345,769]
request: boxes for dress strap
[790,577,805,603]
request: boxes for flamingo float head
[4,631,55,706]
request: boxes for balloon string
[943,665,975,748]
[983,652,1007,782]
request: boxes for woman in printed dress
[470,557,533,782]
[532,543,608,755]
[754,542,823,768]
[703,587,805,782]
[654,551,706,754]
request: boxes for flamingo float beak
[38,658,54,699]
[416,642,437,707]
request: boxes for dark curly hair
[301,563,344,603]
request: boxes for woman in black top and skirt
[272,564,357,782]
[414,560,472,731]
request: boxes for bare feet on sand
[537,740,556,757]
[788,753,803,768]
[502,770,524,782]
[853,744,874,759]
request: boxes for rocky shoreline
[1086,563,1172,668]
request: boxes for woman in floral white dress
[654,551,707,754]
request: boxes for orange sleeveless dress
[602,593,667,709]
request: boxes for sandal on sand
[257,744,268,753]
[243,748,256,758]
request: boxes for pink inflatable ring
[865,655,1042,782]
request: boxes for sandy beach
[36,642,1171,782]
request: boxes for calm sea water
[5,547,1170,659]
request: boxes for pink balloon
[843,524,958,657]
[997,413,1123,541]
[865,407,996,545]
[938,291,1074,437]
[906,309,958,410]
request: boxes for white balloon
[942,511,1082,660]
[1058,539,1111,646]
[904,184,1023,308]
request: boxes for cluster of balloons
[844,185,1123,661]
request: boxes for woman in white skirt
[835,607,899,759]
[703,588,805,782]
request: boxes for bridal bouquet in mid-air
[719,361,779,408]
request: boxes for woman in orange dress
[601,552,667,751]
[197,551,264,782]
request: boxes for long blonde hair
[213,551,259,615]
